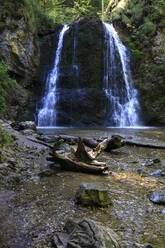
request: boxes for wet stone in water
[75,183,111,207]
[150,189,165,205]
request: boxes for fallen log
[125,140,165,149]
[82,138,99,148]
[27,138,53,148]
[52,151,108,174]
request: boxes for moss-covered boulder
[75,183,111,208]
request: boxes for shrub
[0,61,19,118]
[139,18,156,36]
[0,123,13,148]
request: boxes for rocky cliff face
[0,1,39,83]
[58,17,105,126]
[0,17,39,83]
[0,0,40,121]
[37,17,105,127]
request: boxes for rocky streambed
[0,121,165,247]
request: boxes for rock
[149,169,165,177]
[38,169,55,177]
[52,218,120,248]
[143,158,160,167]
[150,189,165,205]
[105,135,124,152]
[162,209,165,214]
[0,3,39,79]
[21,129,35,136]
[42,17,106,127]
[152,31,165,64]
[0,151,6,163]
[11,121,36,131]
[37,135,60,143]
[75,183,111,207]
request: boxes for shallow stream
[1,127,165,248]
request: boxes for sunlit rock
[11,121,36,131]
[75,183,111,207]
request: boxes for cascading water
[72,20,80,83]
[103,22,140,127]
[37,24,69,127]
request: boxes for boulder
[150,189,165,205]
[52,218,120,248]
[104,135,124,152]
[75,183,111,207]
[11,121,36,131]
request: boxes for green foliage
[110,0,165,42]
[144,72,153,81]
[0,123,13,162]
[0,61,18,118]
[25,0,56,32]
[34,0,110,24]
[139,18,156,36]
[153,62,165,76]
[0,123,13,148]
[132,49,144,62]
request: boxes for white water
[103,22,140,127]
[37,24,69,127]
[72,20,80,79]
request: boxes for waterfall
[37,24,69,127]
[103,22,140,127]
[72,20,80,83]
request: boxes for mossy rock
[75,183,111,208]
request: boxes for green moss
[132,49,144,62]
[0,61,19,118]
[0,123,13,148]
[153,62,165,76]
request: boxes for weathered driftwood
[74,138,94,162]
[88,139,109,159]
[50,138,108,174]
[53,151,108,174]
[49,136,125,174]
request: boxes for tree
[102,0,104,19]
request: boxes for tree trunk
[102,0,104,20]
